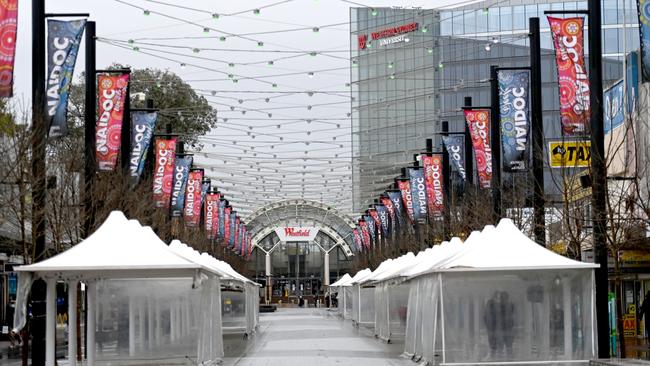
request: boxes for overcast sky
[13,0,467,219]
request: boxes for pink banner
[152,138,177,208]
[96,74,129,171]
[184,170,203,227]
[223,206,231,245]
[397,179,415,223]
[421,154,444,217]
[464,109,492,189]
[359,220,371,249]
[204,193,219,239]
[0,0,18,97]
[548,16,589,135]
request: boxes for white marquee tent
[13,211,257,366]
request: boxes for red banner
[464,109,492,189]
[381,196,396,227]
[548,17,589,136]
[369,209,381,237]
[397,179,415,223]
[152,138,177,208]
[184,170,203,227]
[359,220,371,249]
[421,154,444,218]
[223,206,231,245]
[96,74,129,171]
[0,0,18,97]
[234,217,241,253]
[204,192,219,239]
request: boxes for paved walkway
[222,307,412,366]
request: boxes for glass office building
[351,2,629,212]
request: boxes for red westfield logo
[284,228,311,237]
[358,34,367,50]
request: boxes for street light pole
[529,17,546,246]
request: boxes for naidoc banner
[408,168,427,222]
[170,156,192,217]
[369,209,382,237]
[152,138,177,208]
[46,19,86,137]
[548,16,590,135]
[352,228,362,251]
[96,73,130,171]
[397,180,415,223]
[229,211,236,248]
[442,135,466,180]
[223,207,231,245]
[218,201,227,238]
[204,193,219,240]
[201,182,209,203]
[184,169,203,227]
[421,154,444,218]
[499,70,530,171]
[375,205,390,236]
[247,234,253,258]
[464,109,492,189]
[381,196,396,233]
[0,0,18,97]
[234,217,241,252]
[387,190,405,228]
[211,193,221,239]
[129,111,157,183]
[640,1,650,81]
[359,220,371,249]
[364,214,376,244]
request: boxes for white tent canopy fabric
[13,211,257,366]
[334,219,598,365]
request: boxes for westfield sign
[275,227,320,242]
[358,22,418,50]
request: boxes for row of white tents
[12,211,259,366]
[331,218,598,366]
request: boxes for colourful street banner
[421,154,444,218]
[638,0,650,81]
[205,193,219,239]
[359,219,371,249]
[369,209,382,237]
[397,179,415,223]
[353,228,362,252]
[408,168,427,222]
[442,135,466,180]
[498,70,530,172]
[129,111,157,183]
[218,200,226,238]
[229,211,237,247]
[548,16,590,136]
[46,19,86,137]
[96,73,129,171]
[464,109,492,189]
[152,137,177,208]
[234,216,241,252]
[381,196,396,233]
[170,156,192,217]
[375,204,390,236]
[184,169,204,227]
[364,214,376,244]
[387,190,405,228]
[224,206,231,245]
[0,0,18,97]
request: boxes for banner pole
[441,122,451,241]
[463,97,474,185]
[490,65,502,222]
[529,17,546,246]
[121,81,131,172]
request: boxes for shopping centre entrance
[245,200,355,305]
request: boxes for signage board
[548,140,591,168]
[275,227,320,242]
[358,22,418,49]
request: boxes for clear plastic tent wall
[374,282,409,342]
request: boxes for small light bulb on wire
[219,36,226,42]
[143,9,151,15]
[485,43,491,51]
[212,13,219,19]
[253,9,260,15]
[308,72,314,78]
[180,63,186,69]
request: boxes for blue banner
[170,156,192,217]
[201,181,210,203]
[376,205,390,236]
[218,200,226,237]
[627,51,639,114]
[638,0,650,81]
[229,212,237,247]
[498,70,530,172]
[364,214,376,244]
[408,168,427,222]
[130,111,157,183]
[604,80,624,134]
[388,191,405,228]
[442,135,466,180]
[47,19,86,138]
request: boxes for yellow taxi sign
[548,140,591,168]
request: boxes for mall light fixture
[388,62,394,69]
[485,43,491,51]
[421,26,428,33]
[427,47,433,54]
[492,36,499,44]
[371,8,378,16]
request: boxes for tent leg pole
[68,280,78,365]
[138,299,144,350]
[87,282,96,366]
[147,298,154,350]
[45,279,56,366]
[129,296,135,356]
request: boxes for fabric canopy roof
[16,211,201,278]
[169,240,254,285]
[330,273,352,287]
